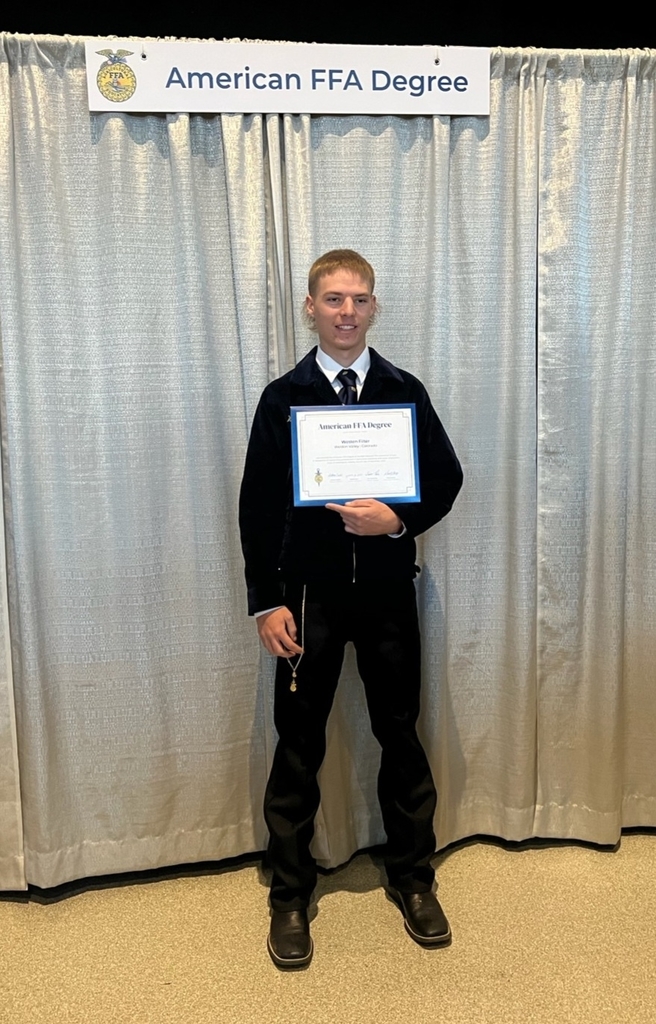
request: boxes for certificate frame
[291,403,420,507]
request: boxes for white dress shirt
[315,345,371,399]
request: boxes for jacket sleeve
[238,385,291,615]
[387,380,463,539]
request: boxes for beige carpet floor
[2,834,655,1024]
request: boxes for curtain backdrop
[534,50,656,840]
[0,37,654,889]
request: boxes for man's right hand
[256,606,303,658]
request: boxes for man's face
[306,270,376,366]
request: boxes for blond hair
[307,249,375,297]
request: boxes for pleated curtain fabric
[0,37,654,889]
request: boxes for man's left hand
[325,499,403,536]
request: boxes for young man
[239,250,462,968]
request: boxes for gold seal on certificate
[291,404,420,506]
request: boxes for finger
[271,643,293,658]
[282,613,297,640]
[265,634,302,657]
[341,514,365,526]
[274,632,303,655]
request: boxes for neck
[318,341,367,367]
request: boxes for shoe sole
[403,919,452,948]
[387,889,452,948]
[267,935,314,969]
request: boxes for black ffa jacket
[239,347,463,616]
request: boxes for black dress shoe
[387,888,452,947]
[267,909,314,968]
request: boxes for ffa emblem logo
[96,50,137,103]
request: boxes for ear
[305,293,315,316]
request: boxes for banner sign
[85,41,490,116]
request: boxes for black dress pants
[264,580,438,911]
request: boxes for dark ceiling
[2,9,655,50]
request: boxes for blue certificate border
[291,403,421,507]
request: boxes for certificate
[291,404,420,506]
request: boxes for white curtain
[0,36,273,888]
[534,50,656,840]
[0,37,654,889]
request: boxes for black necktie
[337,368,358,405]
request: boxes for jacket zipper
[352,541,356,583]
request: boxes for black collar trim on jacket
[289,346,405,387]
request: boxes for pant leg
[264,587,347,910]
[352,581,437,893]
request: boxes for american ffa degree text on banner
[85,41,490,115]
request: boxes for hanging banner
[85,41,490,116]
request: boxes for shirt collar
[315,345,371,386]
